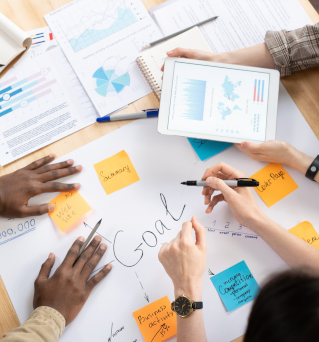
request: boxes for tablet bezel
[157,57,280,144]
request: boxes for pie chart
[93,67,130,97]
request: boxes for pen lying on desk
[181,178,259,187]
[96,109,158,122]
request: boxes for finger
[36,253,55,282]
[36,159,75,174]
[202,162,245,180]
[20,203,55,217]
[24,154,56,170]
[206,193,225,213]
[191,216,206,249]
[206,176,237,201]
[167,48,201,59]
[40,182,81,193]
[87,264,112,292]
[39,165,82,182]
[74,236,102,271]
[180,221,193,241]
[61,237,85,267]
[81,242,107,279]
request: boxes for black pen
[181,178,259,187]
[0,64,5,67]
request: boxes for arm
[202,162,319,274]
[2,236,112,342]
[159,217,207,342]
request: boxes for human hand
[33,235,112,326]
[202,162,265,228]
[158,217,207,300]
[0,154,82,218]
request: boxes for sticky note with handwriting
[289,221,319,249]
[210,260,259,312]
[251,163,298,207]
[94,150,140,195]
[49,191,91,232]
[188,138,232,161]
[133,296,177,342]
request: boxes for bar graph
[253,79,265,103]
[181,79,206,121]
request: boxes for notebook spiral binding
[136,56,161,100]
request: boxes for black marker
[0,64,5,67]
[181,178,259,187]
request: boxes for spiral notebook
[136,27,212,100]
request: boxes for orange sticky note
[94,150,140,195]
[251,163,298,207]
[289,221,319,249]
[133,296,177,342]
[49,190,91,231]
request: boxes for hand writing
[33,236,112,326]
[0,154,82,218]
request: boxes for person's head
[244,270,319,342]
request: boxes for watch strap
[306,155,319,181]
[192,302,203,310]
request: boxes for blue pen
[96,109,158,122]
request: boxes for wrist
[174,282,203,301]
[288,148,313,174]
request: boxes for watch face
[175,296,192,317]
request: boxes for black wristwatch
[171,295,203,318]
[305,155,319,181]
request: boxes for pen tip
[181,182,186,185]
[98,219,102,224]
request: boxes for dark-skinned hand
[33,235,112,326]
[0,154,82,218]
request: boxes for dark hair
[244,270,319,342]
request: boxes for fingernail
[49,154,55,158]
[167,50,173,55]
[100,243,107,250]
[94,235,102,242]
[74,183,81,189]
[75,165,82,171]
[78,236,85,242]
[48,253,53,259]
[48,204,55,212]
[206,177,213,184]
[106,264,112,270]
[67,159,73,164]
[241,142,246,148]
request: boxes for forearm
[2,307,65,342]
[249,215,319,274]
[174,286,207,342]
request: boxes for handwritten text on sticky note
[49,191,91,232]
[210,260,259,312]
[289,221,319,249]
[251,163,298,207]
[133,296,177,342]
[187,138,232,161]
[94,150,140,195]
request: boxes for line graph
[57,0,138,52]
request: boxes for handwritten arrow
[84,222,112,244]
[136,272,150,302]
[208,269,214,276]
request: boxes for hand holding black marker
[181,178,259,187]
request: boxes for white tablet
[158,58,280,144]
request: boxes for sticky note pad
[210,261,259,312]
[133,296,177,342]
[94,150,140,195]
[49,191,91,232]
[289,221,319,249]
[251,163,298,207]
[188,138,232,161]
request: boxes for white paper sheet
[151,0,313,52]
[0,84,318,341]
[44,0,163,117]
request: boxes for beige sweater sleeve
[2,307,65,342]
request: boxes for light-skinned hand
[158,216,207,300]
[0,154,82,218]
[33,235,112,326]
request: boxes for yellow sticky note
[94,150,140,195]
[49,190,91,232]
[289,221,319,249]
[133,296,177,342]
[251,163,298,207]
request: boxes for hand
[33,235,112,326]
[202,162,265,228]
[0,154,82,218]
[158,217,207,300]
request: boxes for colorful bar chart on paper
[31,32,54,48]
[253,79,265,103]
[181,79,206,121]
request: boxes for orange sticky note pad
[94,150,140,195]
[49,190,91,232]
[251,163,298,207]
[289,221,319,249]
[133,296,177,342]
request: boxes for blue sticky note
[187,138,232,161]
[210,261,259,312]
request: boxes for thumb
[167,47,195,58]
[192,216,206,249]
[241,141,262,154]
[37,253,55,282]
[206,177,237,200]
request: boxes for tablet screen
[167,61,270,141]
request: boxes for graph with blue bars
[0,69,56,118]
[181,79,206,121]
